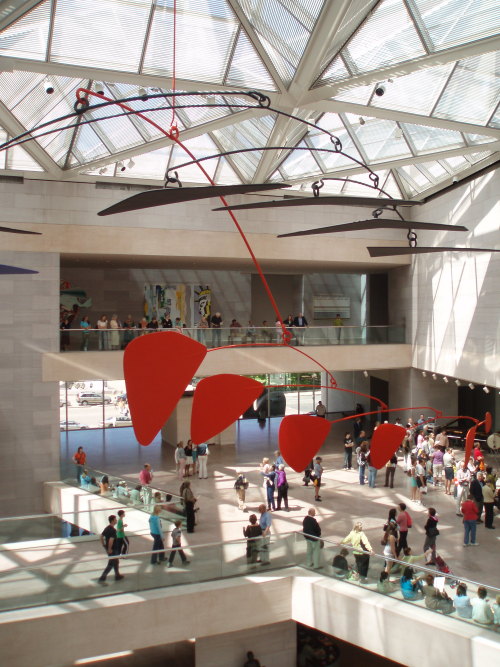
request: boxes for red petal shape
[191,374,263,444]
[484,411,492,434]
[369,423,406,469]
[279,415,331,472]
[464,426,477,468]
[124,332,207,445]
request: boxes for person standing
[423,507,439,564]
[181,480,197,533]
[80,315,91,351]
[333,313,343,342]
[357,443,368,485]
[366,448,378,488]
[175,441,187,480]
[292,312,308,345]
[234,471,249,511]
[72,446,86,483]
[96,314,109,350]
[149,505,165,564]
[461,494,479,546]
[258,504,272,565]
[483,479,496,529]
[243,514,262,565]
[98,515,124,584]
[443,448,455,495]
[341,521,374,583]
[396,503,412,556]
[470,472,485,523]
[210,311,223,346]
[262,464,276,511]
[184,440,193,477]
[303,508,322,569]
[197,442,209,479]
[312,457,323,501]
[455,460,470,515]
[315,401,326,418]
[116,509,129,555]
[139,463,153,507]
[343,432,354,470]
[109,314,121,350]
[276,465,289,511]
[384,454,398,488]
[168,519,190,567]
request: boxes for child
[167,520,190,567]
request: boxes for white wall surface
[409,169,500,388]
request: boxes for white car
[100,415,133,428]
[60,420,88,431]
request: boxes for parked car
[100,416,133,428]
[60,420,88,431]
[76,392,112,406]
[242,389,286,419]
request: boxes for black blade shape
[278,219,468,238]
[98,183,290,216]
[368,247,500,257]
[0,226,42,235]
[0,264,39,274]
[213,195,420,211]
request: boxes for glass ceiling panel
[396,169,418,196]
[489,106,500,129]
[71,123,111,164]
[214,157,241,185]
[370,64,453,115]
[400,164,431,188]
[412,0,500,51]
[419,160,449,180]
[401,123,464,154]
[382,171,403,198]
[434,53,500,125]
[7,143,43,171]
[51,0,151,72]
[466,150,493,164]
[441,155,469,172]
[169,135,219,183]
[0,70,44,108]
[86,105,145,154]
[336,0,426,77]
[308,114,363,169]
[463,133,497,146]
[238,0,325,85]
[345,114,412,161]
[279,140,321,179]
[225,28,277,90]
[114,146,171,181]
[316,56,351,86]
[11,74,80,132]
[143,0,239,83]
[0,0,50,60]
[342,169,389,195]
[0,126,6,169]
[335,83,372,105]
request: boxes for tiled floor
[60,419,500,589]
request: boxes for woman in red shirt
[72,446,86,483]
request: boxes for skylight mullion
[339,112,370,165]
[390,168,410,198]
[45,0,57,62]
[486,99,500,127]
[304,135,326,172]
[223,25,241,85]
[397,122,415,157]
[403,0,433,54]
[138,0,156,74]
[428,61,459,116]
[209,132,248,184]
[106,84,150,143]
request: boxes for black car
[242,389,286,419]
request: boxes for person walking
[139,463,153,507]
[396,503,412,556]
[115,509,129,555]
[357,443,368,485]
[234,471,249,511]
[461,494,480,546]
[384,454,398,488]
[341,521,374,583]
[197,442,209,479]
[72,446,86,483]
[258,504,272,565]
[97,515,124,584]
[423,507,439,564]
[276,465,289,511]
[175,441,186,480]
[149,505,166,564]
[303,508,322,569]
[181,480,197,533]
[168,520,190,567]
[313,456,323,501]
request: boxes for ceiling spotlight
[94,81,105,95]
[358,116,366,126]
[138,87,148,100]
[206,94,216,105]
[432,373,437,380]
[374,83,386,97]
[468,383,475,390]
[127,159,135,169]
[394,127,403,139]
[483,386,490,394]
[454,379,461,386]
[422,371,426,377]
[363,370,369,378]
[117,161,125,172]
[98,167,108,175]
[43,78,54,95]
[443,377,448,383]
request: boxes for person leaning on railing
[341,521,374,583]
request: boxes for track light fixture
[358,116,366,125]
[432,374,437,380]
[138,87,148,100]
[94,81,105,95]
[374,83,386,97]
[454,379,461,386]
[98,167,108,175]
[483,386,490,394]
[422,371,426,377]
[43,78,54,95]
[127,159,135,169]
[363,370,369,378]
[443,377,448,383]
[468,383,475,390]
[117,161,125,172]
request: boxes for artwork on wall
[143,283,187,324]
[60,280,92,322]
[194,285,211,322]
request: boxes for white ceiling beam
[306,35,500,104]
[0,101,64,176]
[307,99,500,139]
[224,0,289,95]
[0,0,44,31]
[0,56,289,103]
[252,114,302,183]
[282,143,500,186]
[61,107,262,178]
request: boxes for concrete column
[0,251,60,517]
[195,621,296,667]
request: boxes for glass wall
[59,380,129,431]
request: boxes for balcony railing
[60,325,406,351]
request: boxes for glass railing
[1,527,499,635]
[59,325,406,351]
[59,465,187,528]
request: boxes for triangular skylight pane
[400,164,431,189]
[72,123,111,164]
[213,115,275,180]
[336,0,426,77]
[226,28,277,90]
[412,0,500,51]
[401,124,464,154]
[342,170,389,195]
[418,160,449,181]
[238,0,325,85]
[463,133,497,146]
[11,74,81,132]
[0,0,50,60]
[382,171,403,198]
[345,114,411,161]
[466,150,494,165]
[51,0,151,72]
[144,0,238,82]
[7,144,44,171]
[308,114,362,169]
[115,146,171,180]
[0,70,44,108]
[215,157,242,185]
[169,135,219,184]
[87,105,145,153]
[315,56,350,86]
[280,141,321,180]
[433,53,500,125]
[335,84,372,105]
